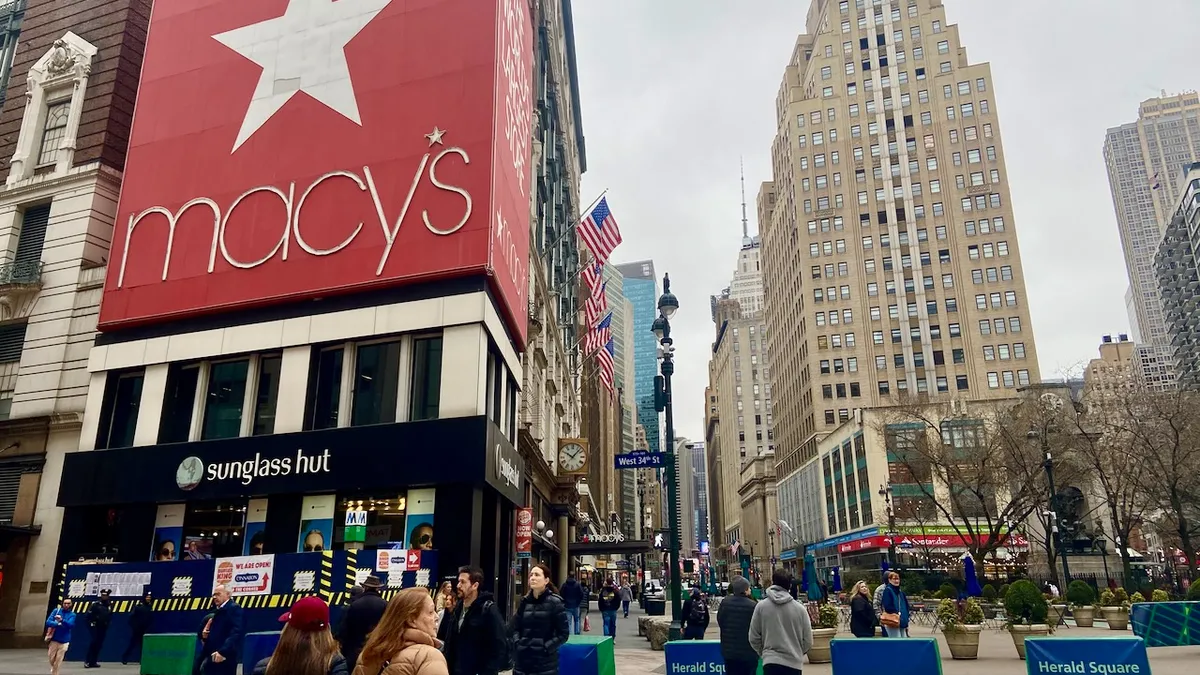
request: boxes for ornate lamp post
[652,274,682,640]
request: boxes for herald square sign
[99,0,536,349]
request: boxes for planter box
[1071,606,1095,628]
[1009,624,1051,660]
[807,627,838,664]
[1102,607,1130,631]
[943,625,982,660]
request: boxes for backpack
[483,599,513,671]
[689,597,708,624]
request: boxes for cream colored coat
[352,629,448,675]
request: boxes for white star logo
[425,127,446,146]
[212,0,394,152]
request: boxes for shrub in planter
[1152,589,1169,602]
[1099,588,1130,631]
[1005,580,1049,625]
[938,598,985,660]
[807,602,841,664]
[1130,592,1146,604]
[999,583,1010,598]
[901,575,925,597]
[1067,580,1096,627]
[982,584,998,602]
[938,582,958,599]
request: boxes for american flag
[581,260,605,297]
[578,197,623,264]
[585,313,612,355]
[596,337,616,396]
[584,282,608,327]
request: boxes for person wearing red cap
[252,597,348,675]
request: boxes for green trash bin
[751,588,764,600]
[141,633,198,675]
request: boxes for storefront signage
[806,528,879,553]
[838,533,1030,554]
[98,0,536,350]
[582,533,625,544]
[213,554,274,596]
[1024,637,1149,675]
[515,508,533,559]
[60,417,525,508]
[495,444,521,489]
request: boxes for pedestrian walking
[680,588,710,640]
[748,570,813,675]
[849,581,876,638]
[252,597,348,675]
[84,589,114,668]
[337,575,387,670]
[433,581,454,616]
[123,592,154,664]
[509,562,569,675]
[597,578,621,640]
[45,598,76,675]
[879,571,910,638]
[717,577,758,675]
[559,574,585,635]
[200,584,244,675]
[353,588,449,675]
[618,581,633,618]
[441,566,508,675]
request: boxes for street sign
[614,451,666,469]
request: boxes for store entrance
[181,500,248,559]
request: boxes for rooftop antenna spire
[740,158,751,246]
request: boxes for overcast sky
[572,0,1199,444]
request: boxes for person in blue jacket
[200,584,244,675]
[879,571,910,638]
[45,597,77,675]
[559,574,585,635]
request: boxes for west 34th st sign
[100,0,536,349]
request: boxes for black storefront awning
[58,415,524,507]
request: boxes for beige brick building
[760,0,1041,487]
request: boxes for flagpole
[545,188,609,255]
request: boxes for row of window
[974,291,1020,310]
[807,216,1007,241]
[875,374,970,396]
[982,343,1028,361]
[96,334,448,451]
[971,266,1015,284]
[821,382,863,399]
[986,370,1033,389]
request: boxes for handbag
[880,586,902,628]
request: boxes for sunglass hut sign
[176,449,331,491]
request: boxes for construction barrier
[139,633,197,675]
[830,636,942,675]
[663,640,763,675]
[1130,600,1200,647]
[561,635,616,675]
[1024,637,1150,675]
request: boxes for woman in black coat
[510,563,570,675]
[849,580,877,638]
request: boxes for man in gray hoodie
[749,569,813,675]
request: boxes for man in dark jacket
[122,592,154,664]
[596,578,621,641]
[200,584,244,675]
[84,589,114,668]
[442,566,507,675]
[336,576,387,670]
[559,574,585,635]
[717,577,759,675]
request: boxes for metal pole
[662,330,683,640]
[1043,445,1072,583]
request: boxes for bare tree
[1108,388,1200,579]
[876,396,1072,580]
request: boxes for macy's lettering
[117,145,473,288]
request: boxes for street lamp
[879,482,898,570]
[1041,447,1072,584]
[653,273,684,640]
[768,530,776,570]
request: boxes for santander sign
[99,0,535,349]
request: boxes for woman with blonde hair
[353,588,448,675]
[433,581,455,631]
[849,580,877,638]
[252,597,348,675]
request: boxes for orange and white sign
[213,554,275,596]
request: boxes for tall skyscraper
[761,0,1042,479]
[1104,91,1200,388]
[690,441,710,552]
[618,261,661,455]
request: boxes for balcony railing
[0,260,42,287]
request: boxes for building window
[97,370,143,450]
[201,359,249,441]
[159,363,201,443]
[0,321,27,363]
[410,335,443,421]
[353,341,401,426]
[37,101,70,166]
[308,347,344,431]
[253,354,282,436]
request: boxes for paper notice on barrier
[293,571,316,593]
[171,577,193,597]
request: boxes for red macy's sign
[99,0,535,349]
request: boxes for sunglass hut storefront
[54,413,525,661]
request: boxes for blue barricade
[242,631,282,674]
[1024,637,1150,675]
[663,640,763,675]
[830,637,942,675]
[1130,600,1200,647]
